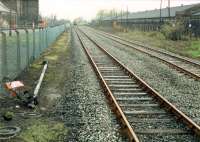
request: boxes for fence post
[39,28,41,54]
[45,28,48,48]
[42,28,45,50]
[32,29,36,60]
[1,32,8,79]
[15,30,21,73]
[25,29,30,67]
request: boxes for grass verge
[0,32,69,142]
[19,118,67,142]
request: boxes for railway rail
[87,28,200,80]
[74,27,200,141]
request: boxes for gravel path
[52,29,125,142]
[82,27,200,125]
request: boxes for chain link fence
[0,25,65,83]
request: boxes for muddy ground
[0,32,69,142]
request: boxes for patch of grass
[27,32,68,85]
[31,63,42,69]
[0,123,4,127]
[109,28,200,60]
[186,40,200,58]
[45,54,59,61]
[42,33,68,84]
[19,119,67,142]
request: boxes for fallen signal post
[30,60,48,107]
[1,60,48,108]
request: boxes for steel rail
[89,28,200,80]
[77,27,200,137]
[74,28,140,142]
[93,28,200,67]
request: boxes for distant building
[0,0,39,27]
[0,1,16,28]
[102,3,200,22]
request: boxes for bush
[3,111,14,121]
[161,21,185,40]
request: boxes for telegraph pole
[160,0,163,23]
[168,0,171,18]
[121,9,123,26]
[111,10,113,24]
[126,6,128,32]
[160,0,163,29]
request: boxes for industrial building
[0,0,39,27]
[98,3,200,36]
[0,2,16,28]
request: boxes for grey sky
[40,0,200,20]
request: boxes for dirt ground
[0,32,69,142]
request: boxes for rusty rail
[74,28,139,142]
[94,29,200,66]
[91,28,200,80]
[77,27,200,138]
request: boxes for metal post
[25,29,30,67]
[126,6,129,32]
[189,18,192,39]
[16,30,21,73]
[168,0,171,18]
[121,9,123,26]
[116,12,118,24]
[160,0,163,24]
[1,32,8,79]
[33,61,48,99]
[111,10,113,26]
[32,29,36,59]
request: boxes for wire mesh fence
[0,25,65,84]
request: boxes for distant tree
[73,17,87,25]
[41,15,70,27]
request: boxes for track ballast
[90,29,200,80]
[75,27,200,142]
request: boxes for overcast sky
[40,0,200,21]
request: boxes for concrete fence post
[39,28,41,54]
[42,28,45,50]
[32,29,36,60]
[25,29,30,67]
[15,30,21,73]
[1,32,8,79]
[45,28,48,48]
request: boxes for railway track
[74,27,200,141]
[86,28,200,80]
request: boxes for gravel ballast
[53,29,124,142]
[77,28,200,141]
[81,27,200,125]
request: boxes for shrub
[3,111,14,121]
[161,21,185,40]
